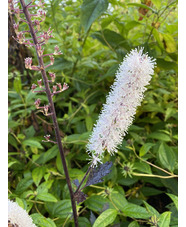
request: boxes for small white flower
[8,200,36,227]
[86,48,156,166]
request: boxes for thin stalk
[19,1,78,226]
[133,172,178,179]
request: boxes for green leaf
[85,115,93,131]
[156,58,177,72]
[31,213,56,227]
[143,201,160,217]
[15,177,33,194]
[167,193,178,210]
[32,166,46,186]
[91,29,129,50]
[158,211,171,227]
[110,190,128,210]
[122,203,150,219]
[81,0,108,33]
[128,221,140,227]
[158,142,176,172]
[13,76,22,93]
[163,34,177,53]
[134,162,152,174]
[93,209,117,227]
[141,187,163,196]
[85,195,114,212]
[63,132,91,145]
[147,132,171,141]
[139,143,155,156]
[22,139,44,149]
[76,217,91,227]
[127,3,157,14]
[36,145,58,164]
[36,192,58,203]
[52,200,72,219]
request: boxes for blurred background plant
[8,0,178,226]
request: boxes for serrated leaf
[122,203,150,219]
[31,213,56,227]
[158,142,176,172]
[36,192,58,202]
[158,211,171,227]
[110,190,128,210]
[85,195,114,212]
[85,162,113,187]
[140,143,155,156]
[77,217,91,227]
[93,209,117,227]
[81,0,108,33]
[167,193,178,210]
[143,201,160,217]
[52,200,72,218]
[15,177,33,194]
[32,166,46,186]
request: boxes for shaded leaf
[85,161,113,187]
[81,0,108,33]
[167,193,178,210]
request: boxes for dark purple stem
[74,165,92,195]
[19,1,78,226]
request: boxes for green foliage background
[8,0,178,226]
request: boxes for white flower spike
[8,200,36,227]
[86,48,156,166]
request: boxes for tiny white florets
[86,48,156,166]
[8,200,36,227]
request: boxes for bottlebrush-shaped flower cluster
[8,200,36,227]
[86,48,156,166]
[9,0,69,140]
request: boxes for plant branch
[19,1,78,226]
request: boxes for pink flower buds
[36,44,44,56]
[43,105,49,115]
[25,57,32,69]
[33,20,41,31]
[34,98,41,109]
[52,85,57,93]
[37,79,42,88]
[13,23,19,34]
[62,83,69,91]
[50,56,54,65]
[54,45,62,55]
[44,135,51,141]
[31,83,37,92]
[49,72,56,82]
[17,32,25,44]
